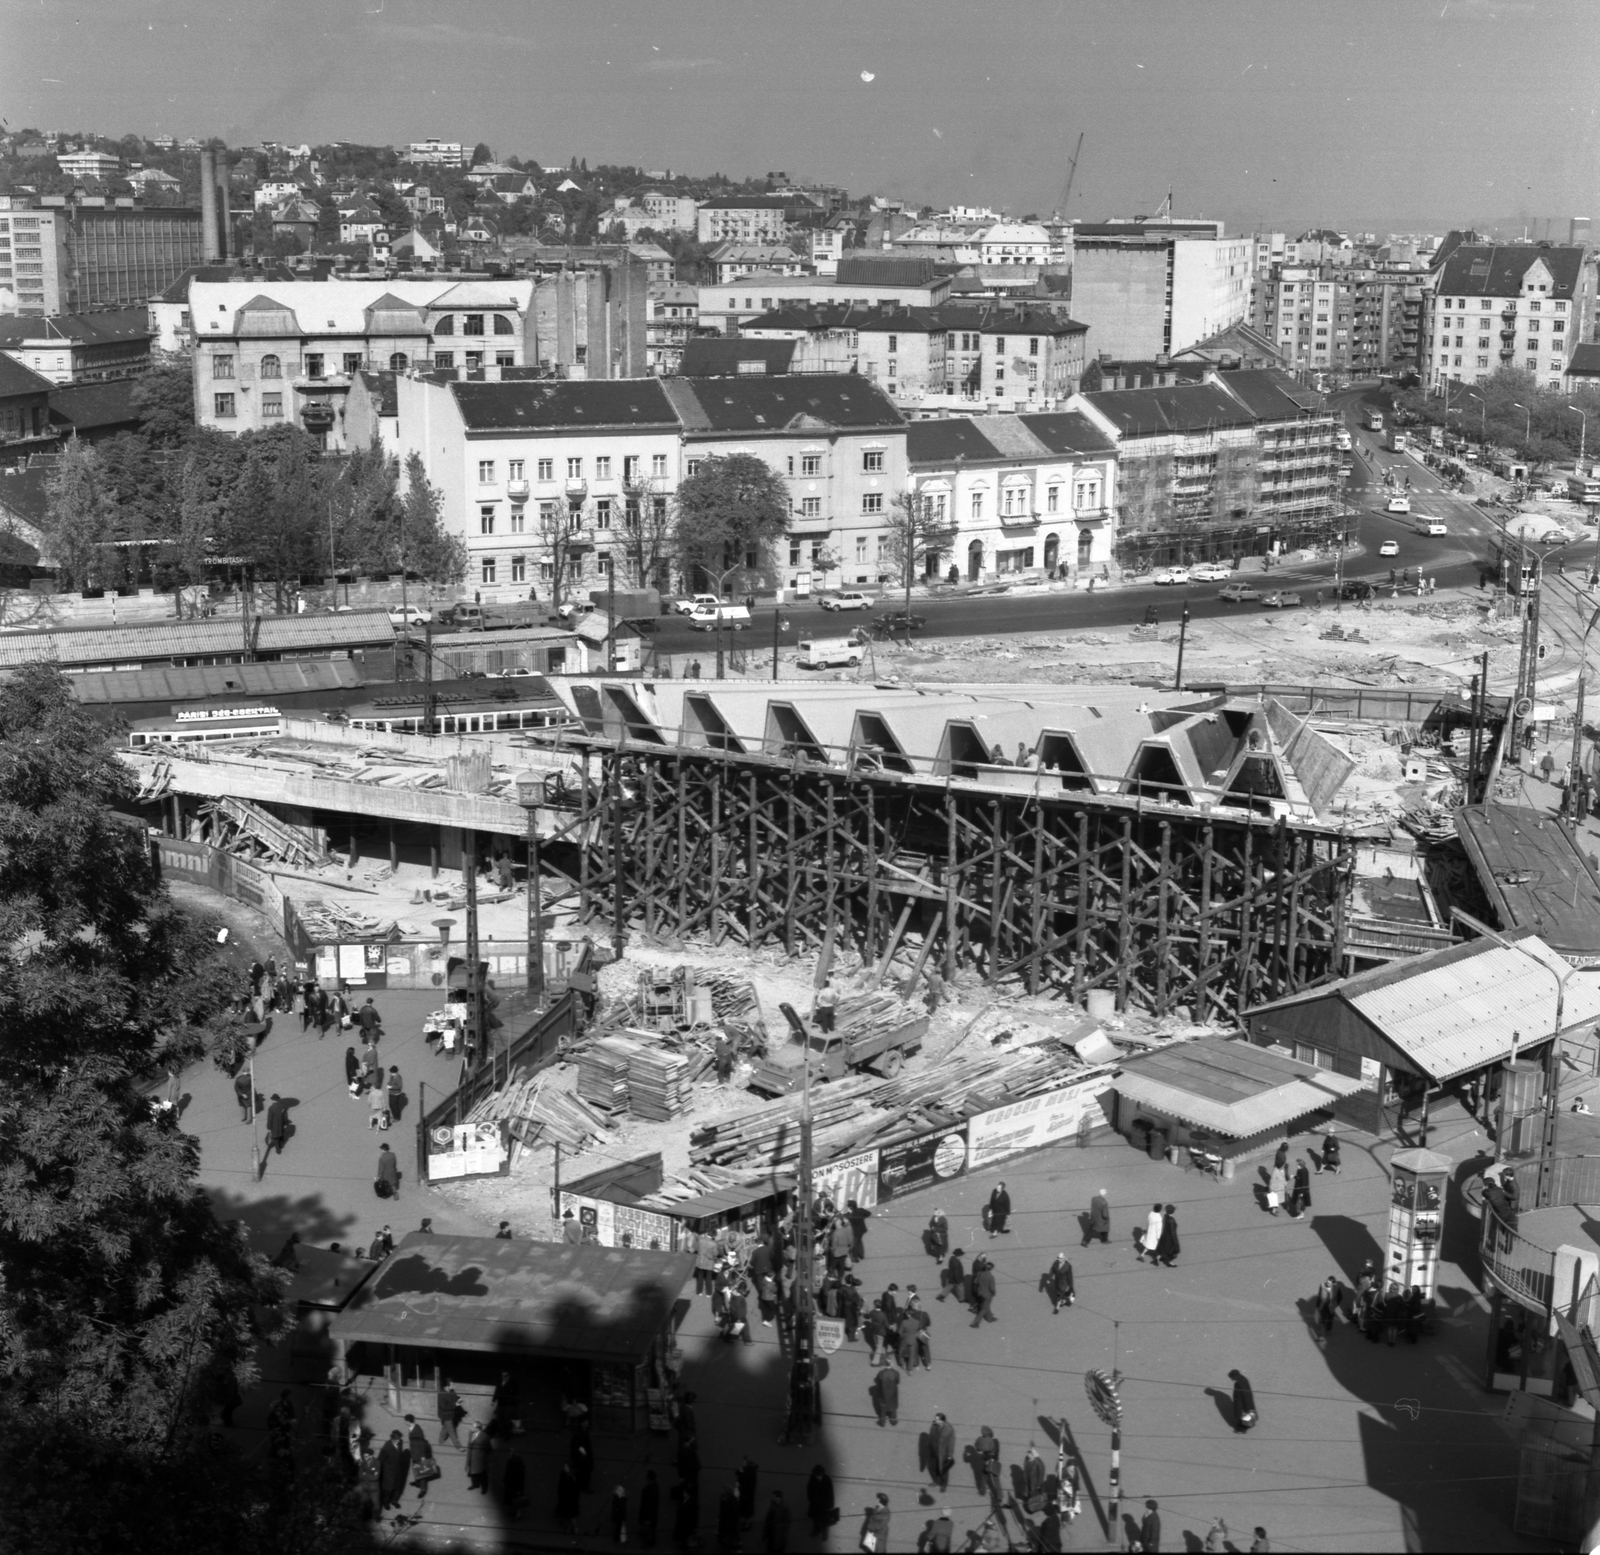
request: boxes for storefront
[328,1234,694,1434]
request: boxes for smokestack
[217,151,231,261]
[199,148,220,262]
[1573,216,1592,248]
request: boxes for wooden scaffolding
[538,739,1354,1021]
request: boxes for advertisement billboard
[425,1120,509,1181]
[811,1147,881,1210]
[877,1124,970,1201]
[967,1076,1110,1172]
[557,1192,679,1253]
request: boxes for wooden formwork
[541,740,1353,1020]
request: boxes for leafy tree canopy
[672,452,790,590]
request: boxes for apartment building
[939,308,1089,407]
[646,284,699,375]
[639,190,699,232]
[1070,369,1340,566]
[1424,243,1596,392]
[406,140,471,167]
[0,308,152,384]
[57,149,122,181]
[1071,220,1251,360]
[188,277,537,447]
[977,223,1052,265]
[712,246,811,284]
[907,411,1118,583]
[696,196,791,246]
[658,375,906,591]
[393,376,682,596]
[698,272,953,335]
[1254,262,1425,381]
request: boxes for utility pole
[785,1010,819,1445]
[1174,602,1190,691]
[463,828,486,1068]
[610,732,625,961]
[527,806,545,1009]
[423,618,436,736]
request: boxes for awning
[641,1174,795,1223]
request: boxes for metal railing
[1482,1205,1556,1311]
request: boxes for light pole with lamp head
[771,609,791,680]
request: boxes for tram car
[127,705,285,748]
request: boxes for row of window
[433,314,517,336]
[477,454,673,484]
[916,482,1104,522]
[478,494,670,534]
[1438,295,1563,309]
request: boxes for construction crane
[1057,131,1084,217]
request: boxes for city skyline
[3,0,1597,235]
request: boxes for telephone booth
[1386,1146,1452,1299]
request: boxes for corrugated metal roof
[66,659,362,704]
[256,611,395,649]
[1345,936,1600,1081]
[0,610,393,669]
[1114,1068,1362,1139]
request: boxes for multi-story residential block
[646,284,699,374]
[1069,369,1340,566]
[57,149,122,182]
[1070,219,1251,360]
[406,139,471,167]
[253,181,302,211]
[393,376,683,596]
[696,196,791,246]
[1254,261,1425,382]
[337,201,388,249]
[938,307,1089,407]
[977,223,1052,265]
[658,375,906,592]
[907,411,1118,583]
[638,190,699,233]
[711,245,811,284]
[1423,243,1597,393]
[0,308,152,384]
[0,354,56,468]
[188,277,537,447]
[127,168,181,197]
[0,197,205,317]
[698,272,953,335]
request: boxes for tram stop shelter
[327,1233,694,1432]
[1111,1034,1364,1170]
[1246,931,1600,1138]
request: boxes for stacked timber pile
[577,1042,631,1112]
[689,1075,879,1170]
[467,1073,614,1152]
[615,1034,694,1121]
[295,899,402,941]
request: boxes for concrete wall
[1070,243,1170,359]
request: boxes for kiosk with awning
[1112,1035,1365,1167]
[328,1234,694,1432]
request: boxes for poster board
[557,1192,679,1253]
[425,1120,509,1181]
[811,1147,881,1210]
[877,1124,969,1201]
[967,1076,1111,1172]
[337,943,368,984]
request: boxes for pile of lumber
[612,1032,694,1121]
[688,1075,878,1169]
[294,899,401,942]
[577,1042,630,1112]
[200,796,325,869]
[466,1073,614,1151]
[834,990,909,1036]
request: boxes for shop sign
[811,1147,881,1210]
[815,1318,844,1354]
[877,1124,969,1201]
[968,1076,1110,1171]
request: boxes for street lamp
[771,611,791,681]
[1513,401,1532,452]
[1493,938,1577,1208]
[1568,405,1589,477]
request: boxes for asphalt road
[648,391,1532,658]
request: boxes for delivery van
[797,637,863,669]
[687,604,753,632]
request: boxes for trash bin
[1148,1127,1168,1162]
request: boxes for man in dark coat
[988,1181,1012,1235]
[860,1493,891,1552]
[736,1457,759,1529]
[639,1469,661,1546]
[937,1247,965,1302]
[376,1142,401,1199]
[970,1261,998,1326]
[1047,1253,1076,1312]
[725,1281,753,1344]
[376,1430,410,1510]
[926,1209,949,1261]
[805,1466,835,1537]
[847,1200,870,1261]
[1139,1498,1163,1553]
[928,1412,956,1490]
[555,1464,580,1531]
[357,997,382,1037]
[838,1276,863,1341]
[1156,1205,1180,1268]
[717,1484,741,1550]
[863,1303,888,1366]
[233,1069,253,1123]
[763,1489,791,1555]
[1230,1369,1257,1432]
[436,1377,462,1447]
[1289,1159,1312,1220]
[871,1363,900,1427]
[265,1093,290,1155]
[1083,1187,1111,1246]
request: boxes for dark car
[872,611,927,639]
[1336,580,1375,601]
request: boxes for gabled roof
[234,294,302,337]
[1214,368,1327,422]
[679,338,797,377]
[0,355,54,399]
[0,308,151,349]
[906,417,1004,466]
[1567,342,1600,379]
[450,378,678,432]
[48,378,142,433]
[1082,382,1255,438]
[1017,412,1117,457]
[661,375,904,435]
[1434,243,1589,300]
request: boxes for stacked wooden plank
[467,1073,615,1151]
[689,1075,878,1168]
[577,1041,631,1112]
[834,990,912,1038]
[618,1036,694,1121]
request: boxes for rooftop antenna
[1152,188,1173,223]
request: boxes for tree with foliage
[471,142,493,168]
[131,361,198,446]
[672,452,790,595]
[43,439,113,590]
[0,666,377,1555]
[882,491,959,640]
[398,452,467,584]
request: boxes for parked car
[1151,567,1191,585]
[1188,563,1232,582]
[675,593,724,615]
[1386,495,1411,514]
[1379,540,1400,557]
[1336,580,1375,601]
[386,604,432,627]
[1218,583,1261,603]
[1541,528,1574,544]
[687,604,752,631]
[820,591,875,611]
[872,611,926,638]
[797,637,864,669]
[1261,591,1303,609]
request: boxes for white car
[1151,567,1191,586]
[820,591,875,611]
[1418,519,1448,537]
[1386,495,1411,514]
[1188,563,1231,583]
[675,593,723,615]
[1379,540,1401,557]
[386,605,432,627]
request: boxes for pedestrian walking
[375,1141,401,1200]
[501,1453,527,1519]
[826,1214,853,1275]
[1316,1130,1341,1174]
[928,1411,956,1490]
[1021,1447,1046,1514]
[609,1484,629,1544]
[1316,1274,1343,1336]
[1203,1517,1230,1552]
[695,1230,718,1296]
[814,979,837,1033]
[896,1310,921,1372]
[369,1073,390,1130]
[344,1046,360,1097]
[555,1463,581,1532]
[973,1425,1001,1502]
[921,1507,955,1553]
[938,1247,965,1303]
[233,1068,253,1123]
[671,1480,701,1546]
[839,1275,863,1341]
[859,1492,891,1554]
[847,1199,870,1261]
[1156,1205,1180,1268]
[639,1469,661,1547]
[717,1483,741,1551]
[871,1362,900,1426]
[763,1489,791,1555]
[724,1280,753,1344]
[300,980,315,1032]
[987,1181,1012,1235]
[970,1261,997,1327]
[1139,1498,1162,1553]
[1229,1369,1257,1433]
[1266,1162,1287,1216]
[377,1430,411,1510]
[1289,1159,1312,1220]
[863,1303,887,1366]
[1083,1188,1111,1246]
[437,1377,462,1447]
[387,1064,404,1121]
[495,1220,513,1240]
[927,1208,950,1261]
[465,1420,490,1492]
[1249,1529,1271,1553]
[736,1457,759,1529]
[1046,1252,1075,1312]
[1140,1203,1163,1261]
[265,1093,290,1155]
[357,996,381,1037]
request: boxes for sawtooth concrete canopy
[328,1233,694,1365]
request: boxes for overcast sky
[4,0,1596,233]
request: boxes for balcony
[507,479,529,499]
[999,508,1040,529]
